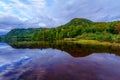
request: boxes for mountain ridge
[2,18,120,43]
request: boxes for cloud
[0,15,41,32]
[34,0,120,27]
[0,0,45,20]
[1,0,120,32]
[0,0,47,32]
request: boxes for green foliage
[3,18,120,43]
[4,28,40,42]
[0,37,1,41]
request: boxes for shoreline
[6,39,120,47]
[72,39,120,47]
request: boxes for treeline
[4,28,40,42]
[3,18,120,43]
[0,37,1,41]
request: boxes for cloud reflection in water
[0,43,120,80]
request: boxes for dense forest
[2,18,120,43]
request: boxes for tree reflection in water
[0,42,120,80]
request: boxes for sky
[0,0,120,33]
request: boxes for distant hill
[69,18,93,24]
[3,18,120,43]
[4,28,40,42]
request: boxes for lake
[0,42,120,80]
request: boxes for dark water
[0,42,120,80]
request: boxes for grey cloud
[1,0,120,32]
[38,0,120,26]
[0,16,40,32]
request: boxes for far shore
[72,39,120,47]
[6,39,120,48]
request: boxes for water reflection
[0,43,120,80]
[9,42,120,57]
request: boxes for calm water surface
[0,42,120,80]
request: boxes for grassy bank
[7,40,120,57]
[8,39,120,48]
[70,39,120,47]
[7,40,115,47]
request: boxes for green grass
[68,39,120,47]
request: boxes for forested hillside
[4,28,40,42]
[3,18,120,43]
